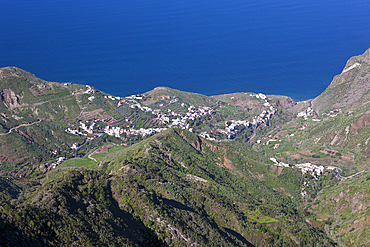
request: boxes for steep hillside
[1,170,166,247]
[97,128,334,246]
[312,47,370,115]
[312,172,370,246]
[1,129,337,246]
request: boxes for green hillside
[1,129,336,246]
[2,47,370,246]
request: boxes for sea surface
[1,0,370,100]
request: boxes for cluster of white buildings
[295,163,324,177]
[251,93,267,100]
[270,158,326,179]
[257,137,281,144]
[104,126,124,138]
[103,125,167,138]
[252,94,277,124]
[80,121,95,134]
[104,95,121,101]
[115,94,145,107]
[65,128,84,136]
[199,131,216,141]
[253,107,276,126]
[217,93,277,139]
[156,106,215,129]
[269,158,290,167]
[84,85,94,94]
[217,120,251,138]
[322,109,341,118]
[125,127,167,137]
[65,121,96,136]
[51,157,66,168]
[129,103,153,113]
[297,107,315,120]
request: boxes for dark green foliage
[0,177,21,203]
[102,128,336,246]
[1,170,167,246]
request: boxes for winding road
[309,100,319,118]
[333,167,366,180]
[247,124,257,143]
[0,120,41,136]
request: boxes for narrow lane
[0,120,41,136]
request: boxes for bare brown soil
[286,151,302,160]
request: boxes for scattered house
[57,157,66,163]
[199,131,215,141]
[255,93,267,100]
[80,121,95,134]
[71,142,79,150]
[51,150,58,155]
[160,95,171,100]
[63,82,72,86]
[257,137,266,144]
[270,159,330,178]
[84,85,94,94]
[297,107,314,120]
[117,100,126,107]
[269,158,289,167]
[323,109,342,118]
[122,143,129,146]
[65,128,83,136]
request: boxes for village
[64,92,219,151]
[43,88,347,201]
[64,90,343,183]
[216,93,277,139]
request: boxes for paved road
[247,124,257,143]
[88,149,99,163]
[309,100,319,118]
[333,167,366,180]
[0,120,41,136]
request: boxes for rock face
[277,97,296,108]
[312,47,370,115]
[1,88,26,110]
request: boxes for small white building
[71,142,79,150]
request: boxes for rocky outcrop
[1,88,28,110]
[277,97,296,108]
[312,47,370,114]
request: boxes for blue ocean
[1,0,370,100]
